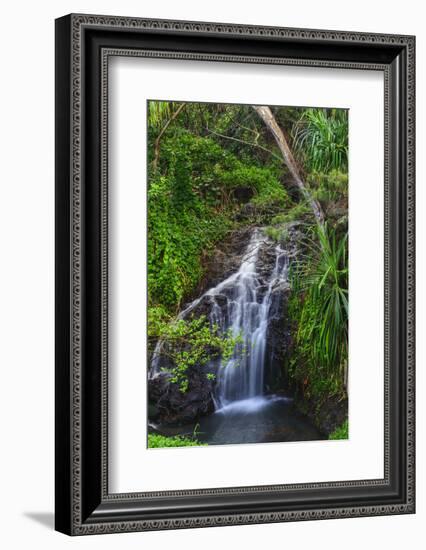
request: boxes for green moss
[308,170,348,203]
[329,419,349,440]
[273,203,311,225]
[148,433,207,448]
[264,202,312,244]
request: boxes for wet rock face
[188,293,229,323]
[258,226,298,392]
[264,285,291,392]
[190,227,254,295]
[148,366,217,426]
[294,393,348,437]
[256,243,278,279]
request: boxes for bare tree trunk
[152,103,186,171]
[253,106,325,226]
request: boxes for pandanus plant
[292,223,348,387]
[293,108,349,174]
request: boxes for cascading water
[208,229,289,407]
[149,227,324,444]
[150,228,290,409]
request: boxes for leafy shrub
[251,182,288,208]
[148,167,230,308]
[148,305,171,339]
[216,163,288,206]
[149,315,242,393]
[161,133,237,207]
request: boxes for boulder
[148,365,217,426]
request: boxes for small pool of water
[151,395,325,446]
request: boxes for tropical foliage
[289,224,348,398]
[147,100,349,439]
[149,313,242,393]
[293,108,348,173]
[148,132,286,309]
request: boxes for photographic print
[56,16,415,534]
[147,100,349,449]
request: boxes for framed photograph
[55,14,415,535]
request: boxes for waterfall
[150,228,290,410]
[208,229,289,407]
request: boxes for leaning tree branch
[253,105,325,226]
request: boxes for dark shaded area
[151,395,325,445]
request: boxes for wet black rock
[292,392,348,437]
[188,295,216,319]
[188,227,254,297]
[148,367,217,426]
[264,284,291,392]
[188,293,230,325]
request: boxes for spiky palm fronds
[293,108,348,173]
[291,224,348,382]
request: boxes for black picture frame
[55,13,415,535]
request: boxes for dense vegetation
[147,101,349,445]
[148,129,288,310]
[149,314,241,393]
[287,223,348,399]
[148,433,206,448]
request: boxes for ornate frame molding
[55,13,415,535]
